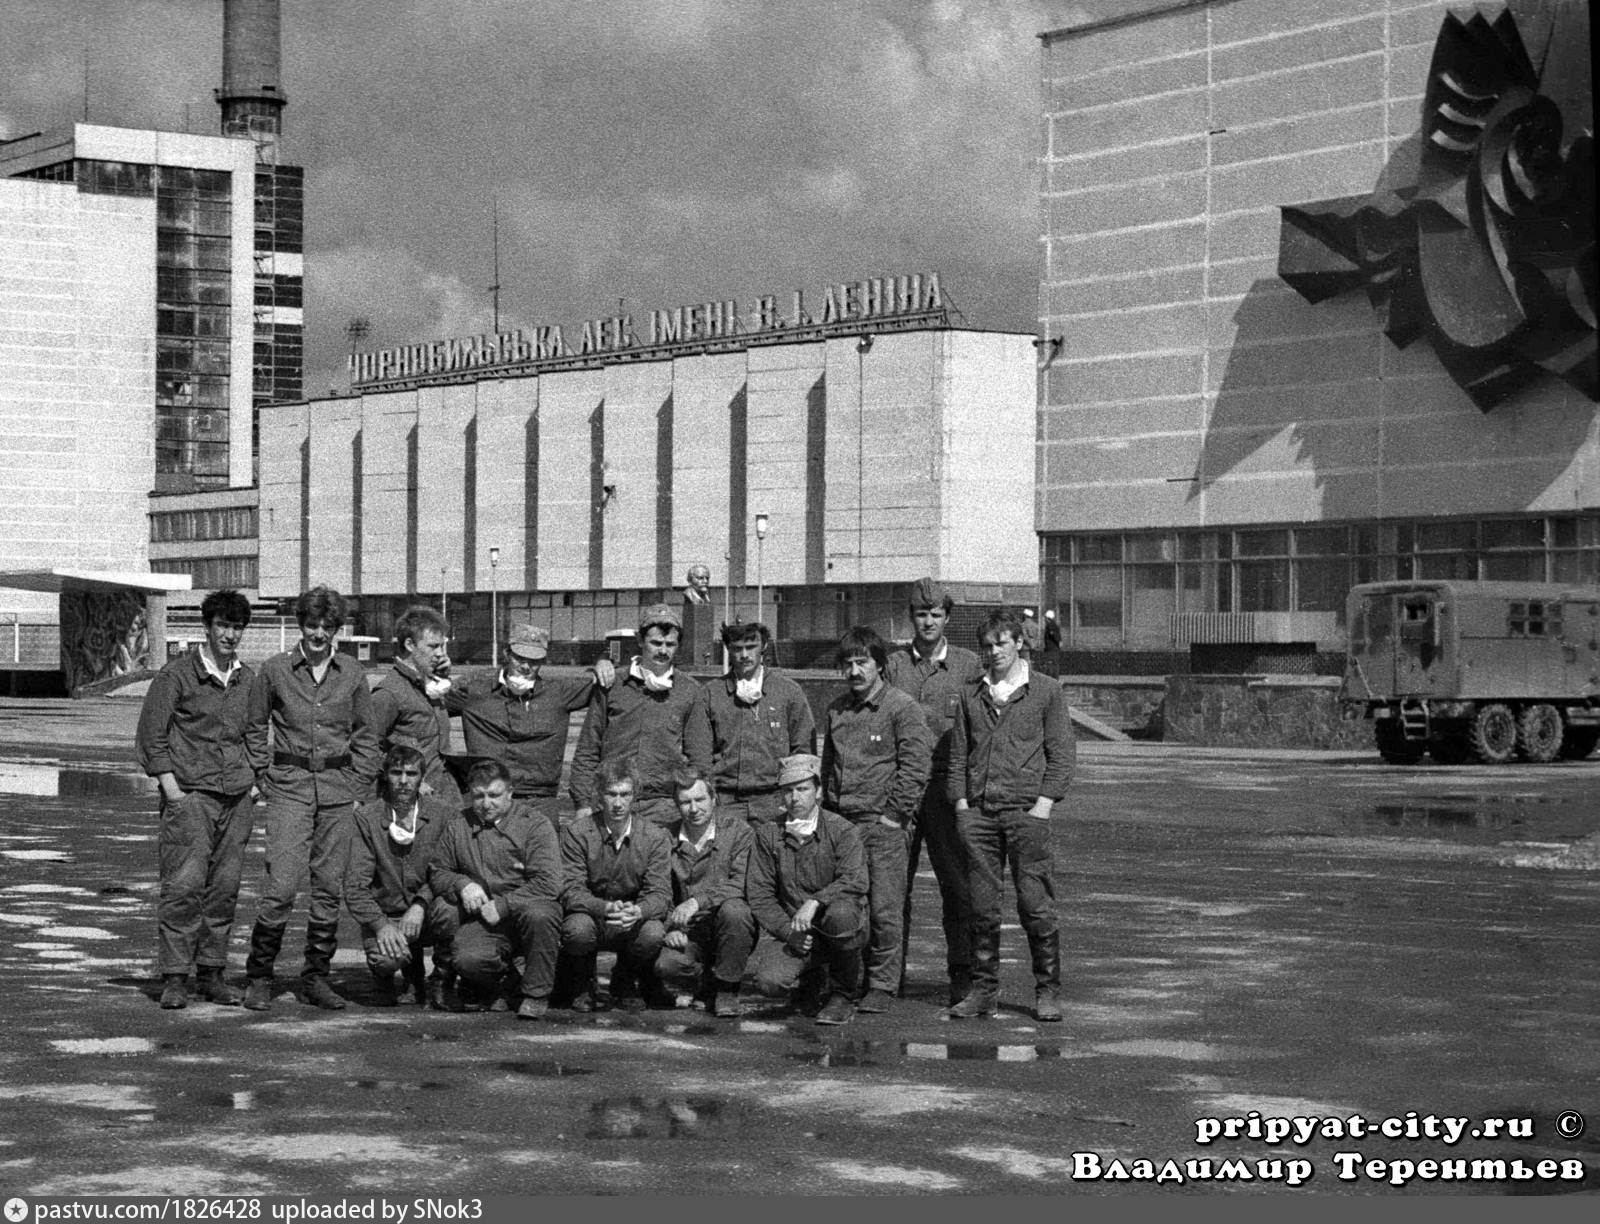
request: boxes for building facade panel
[414,383,476,595]
[599,360,672,592]
[669,352,742,589]
[359,389,416,597]
[472,377,535,592]
[256,401,307,597]
[535,368,603,593]
[305,395,358,592]
[747,343,824,592]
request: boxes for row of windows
[159,194,231,235]
[157,166,230,200]
[158,231,232,271]
[254,280,304,308]
[157,267,231,307]
[158,339,230,375]
[151,556,257,589]
[157,375,229,409]
[156,408,230,443]
[156,440,230,481]
[159,306,231,339]
[150,506,257,544]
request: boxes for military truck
[1342,580,1600,764]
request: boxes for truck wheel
[1516,704,1563,763]
[1468,703,1518,764]
[1428,736,1470,764]
[1559,727,1599,760]
[1374,721,1424,764]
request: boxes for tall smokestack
[216,0,285,150]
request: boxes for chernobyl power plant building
[1037,0,1595,671]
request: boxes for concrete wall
[0,179,155,617]
[1038,0,1598,536]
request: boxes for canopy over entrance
[0,568,191,595]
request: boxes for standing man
[570,604,712,827]
[428,759,564,1018]
[947,609,1077,1022]
[369,606,457,804]
[820,627,932,1015]
[886,577,983,1005]
[705,620,814,828]
[747,754,869,1026]
[136,588,266,1009]
[448,623,602,829]
[558,757,672,1011]
[652,767,757,1017]
[345,745,459,1007]
[243,585,379,1011]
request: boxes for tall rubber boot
[243,922,285,1010]
[1031,929,1062,1022]
[298,919,347,1010]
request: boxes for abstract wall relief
[60,591,148,693]
[1278,2,1594,411]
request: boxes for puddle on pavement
[788,1041,1066,1067]
[0,764,155,798]
[497,1060,595,1078]
[1352,793,1594,843]
[344,1079,450,1092]
[585,1096,735,1139]
[186,1088,290,1111]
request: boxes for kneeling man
[428,760,562,1019]
[558,758,672,1011]
[747,754,869,1026]
[345,745,459,1006]
[653,767,757,1017]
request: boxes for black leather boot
[244,920,286,982]
[299,920,347,1010]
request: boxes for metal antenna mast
[489,200,502,334]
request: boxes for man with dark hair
[370,605,457,804]
[652,767,757,1017]
[345,745,460,1007]
[136,588,266,1009]
[570,604,712,827]
[821,626,932,1015]
[558,757,672,1011]
[947,608,1077,1022]
[886,577,983,1005]
[242,584,379,1011]
[747,753,869,1026]
[705,620,815,827]
[428,758,563,1019]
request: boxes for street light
[754,512,769,630]
[489,546,500,668]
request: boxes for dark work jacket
[569,668,712,807]
[705,669,815,796]
[821,682,933,827]
[428,801,561,913]
[665,812,755,914]
[136,648,266,794]
[746,809,868,939]
[947,668,1077,811]
[886,641,984,780]
[559,814,673,922]
[448,671,593,797]
[369,661,454,797]
[249,645,380,807]
[345,796,457,929]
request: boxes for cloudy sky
[3,0,1124,393]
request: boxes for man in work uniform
[242,585,379,1011]
[820,626,932,1016]
[345,744,459,1007]
[428,759,563,1019]
[947,608,1077,1023]
[136,588,267,1009]
[704,619,815,828]
[369,605,458,804]
[886,577,983,1004]
[747,753,869,1026]
[652,767,757,1017]
[558,757,673,1011]
[570,604,712,827]
[447,623,605,829]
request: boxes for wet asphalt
[0,698,1596,1196]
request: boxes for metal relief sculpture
[1278,2,1594,411]
[60,591,149,692]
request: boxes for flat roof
[0,569,192,596]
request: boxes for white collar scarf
[734,666,765,705]
[785,809,820,839]
[631,657,673,691]
[984,660,1030,705]
[387,802,420,845]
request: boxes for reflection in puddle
[344,1080,450,1092]
[586,1096,733,1139]
[0,764,156,799]
[788,1041,1065,1067]
[497,1060,595,1078]
[661,1024,720,1037]
[189,1089,289,1111]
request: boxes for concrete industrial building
[1036,0,1596,670]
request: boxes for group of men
[136,576,1075,1026]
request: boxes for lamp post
[489,546,500,669]
[754,512,769,630]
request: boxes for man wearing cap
[821,626,933,1016]
[570,603,712,827]
[369,605,458,805]
[886,577,983,1005]
[705,620,815,828]
[447,623,603,830]
[747,753,869,1026]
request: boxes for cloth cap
[777,753,822,787]
[639,602,683,633]
[908,576,952,610]
[508,623,549,660]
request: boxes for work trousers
[630,796,679,827]
[750,898,867,1001]
[901,782,973,983]
[359,896,460,978]
[448,898,563,999]
[560,913,667,999]
[959,805,1059,993]
[156,789,255,975]
[247,798,353,978]
[855,819,909,994]
[718,792,784,828]
[653,899,758,992]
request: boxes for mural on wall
[1277,1,1594,411]
[60,590,149,692]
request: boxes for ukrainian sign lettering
[350,272,946,389]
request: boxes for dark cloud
[3,0,1103,393]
